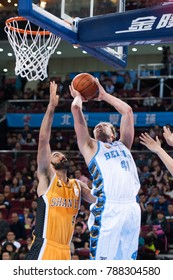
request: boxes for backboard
[18,0,173,69]
[60,0,126,68]
[18,0,127,69]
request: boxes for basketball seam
[75,74,89,89]
[80,82,97,95]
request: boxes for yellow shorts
[25,236,71,260]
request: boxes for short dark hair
[75,222,83,228]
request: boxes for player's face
[51,152,70,171]
[93,122,114,142]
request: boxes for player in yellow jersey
[25,81,95,260]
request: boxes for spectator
[1,171,12,187]
[138,193,148,212]
[151,211,168,253]
[154,194,170,213]
[15,185,31,201]
[10,212,26,240]
[21,167,32,183]
[20,207,34,230]
[1,242,19,260]
[135,153,149,169]
[143,174,157,192]
[1,250,12,260]
[75,214,87,233]
[3,185,14,201]
[28,164,37,180]
[0,211,10,242]
[13,142,22,152]
[21,132,37,147]
[151,98,165,112]
[138,236,157,260]
[123,71,134,90]
[22,125,31,139]
[29,179,38,200]
[104,78,116,94]
[0,193,11,211]
[11,177,20,195]
[71,253,80,260]
[15,171,24,186]
[148,126,163,144]
[147,186,160,205]
[62,74,72,94]
[17,236,33,260]
[152,164,164,184]
[165,204,173,244]
[2,231,21,250]
[30,200,38,213]
[16,133,26,146]
[72,222,89,249]
[141,202,157,226]
[74,169,90,185]
[143,91,157,110]
[150,158,161,172]
[139,165,150,184]
[132,91,143,111]
[50,131,64,148]
[132,135,141,150]
[78,204,86,219]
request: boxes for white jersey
[88,140,140,202]
[88,140,141,260]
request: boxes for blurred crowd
[0,0,173,261]
[0,122,173,260]
[0,68,173,260]
[1,71,173,114]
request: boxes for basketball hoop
[5,16,61,81]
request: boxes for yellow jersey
[26,174,81,260]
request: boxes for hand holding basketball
[94,78,107,101]
[72,73,98,100]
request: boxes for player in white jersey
[70,77,141,260]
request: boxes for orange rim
[5,16,51,35]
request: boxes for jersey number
[121,160,130,171]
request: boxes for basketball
[72,73,98,100]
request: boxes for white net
[5,17,61,81]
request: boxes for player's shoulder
[76,179,88,189]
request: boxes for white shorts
[88,201,141,260]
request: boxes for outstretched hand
[49,81,59,108]
[163,126,173,147]
[139,132,161,153]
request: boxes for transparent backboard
[33,0,121,22]
[60,0,125,67]
[18,1,173,69]
[33,0,125,63]
[18,0,127,68]
[60,0,121,23]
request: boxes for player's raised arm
[95,78,134,149]
[163,126,173,147]
[70,83,96,161]
[139,132,173,176]
[37,81,59,195]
